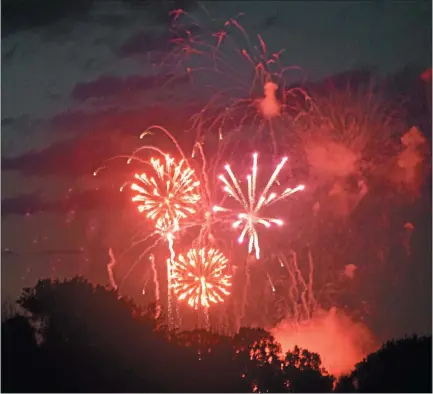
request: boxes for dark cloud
[1,193,49,216]
[117,22,202,58]
[302,67,377,93]
[383,66,432,132]
[2,131,133,178]
[1,115,44,131]
[61,187,127,211]
[2,44,18,62]
[2,248,84,256]
[4,67,429,180]
[2,0,198,36]
[49,102,200,135]
[117,30,173,58]
[1,117,16,127]
[49,110,125,134]
[71,73,189,101]
[260,15,278,31]
[2,103,202,177]
[1,187,127,217]
[2,0,93,36]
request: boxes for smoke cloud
[271,307,378,377]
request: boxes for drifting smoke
[271,307,378,377]
[343,264,357,279]
[305,138,359,179]
[393,126,429,195]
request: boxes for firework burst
[164,11,308,153]
[131,154,201,230]
[213,153,304,259]
[171,247,231,309]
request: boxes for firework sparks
[278,250,316,324]
[171,247,231,309]
[131,154,201,230]
[149,254,161,319]
[128,153,201,328]
[213,153,304,259]
[165,11,308,154]
[107,248,117,290]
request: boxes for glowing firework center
[131,155,201,232]
[213,153,304,259]
[171,247,232,310]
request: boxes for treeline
[2,277,431,393]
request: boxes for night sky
[2,0,432,343]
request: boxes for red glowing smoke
[271,307,378,377]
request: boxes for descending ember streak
[149,254,161,319]
[171,247,231,309]
[107,248,118,290]
[130,154,201,231]
[213,153,304,259]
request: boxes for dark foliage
[2,277,431,393]
[349,335,432,393]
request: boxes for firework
[130,154,202,327]
[171,247,231,309]
[93,125,209,329]
[277,250,316,324]
[165,11,308,153]
[149,254,161,319]
[213,153,304,259]
[131,154,201,230]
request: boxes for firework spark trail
[149,253,161,319]
[278,251,316,323]
[307,249,317,313]
[239,260,251,329]
[107,248,118,290]
[94,146,167,178]
[166,232,182,329]
[266,272,276,292]
[279,254,301,321]
[140,126,190,162]
[166,251,174,328]
[192,139,239,249]
[120,238,162,290]
[150,218,179,328]
[109,228,170,292]
[141,278,149,295]
[171,247,231,310]
[213,153,304,259]
[192,141,216,247]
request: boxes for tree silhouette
[3,277,431,393]
[16,276,168,392]
[171,329,251,392]
[232,328,334,392]
[236,328,285,392]
[2,314,40,392]
[11,276,250,392]
[282,346,334,392]
[348,335,432,392]
[1,297,18,322]
[334,375,356,393]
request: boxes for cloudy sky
[1,0,431,340]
